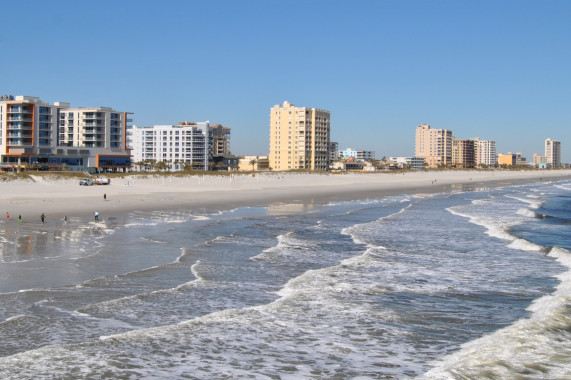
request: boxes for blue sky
[2,0,570,161]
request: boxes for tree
[143,159,157,172]
[155,160,169,172]
[249,159,257,171]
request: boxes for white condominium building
[545,138,561,166]
[130,122,209,171]
[269,101,330,171]
[474,138,497,167]
[414,124,452,168]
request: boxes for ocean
[0,179,569,379]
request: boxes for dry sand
[1,170,570,221]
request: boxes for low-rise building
[533,153,546,165]
[238,155,269,171]
[340,148,375,161]
[498,153,516,166]
[389,156,426,169]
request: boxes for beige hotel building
[415,124,452,168]
[269,101,330,171]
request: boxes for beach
[2,169,570,221]
[0,170,570,378]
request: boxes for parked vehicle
[79,178,94,186]
[94,178,110,185]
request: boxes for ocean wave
[341,203,413,247]
[504,194,542,209]
[515,207,538,218]
[421,246,571,380]
[250,232,317,262]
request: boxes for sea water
[0,179,569,379]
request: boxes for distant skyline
[2,0,570,162]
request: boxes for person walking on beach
[41,213,45,223]
[18,215,22,223]
[6,212,9,221]
[104,193,107,201]
[94,211,99,221]
[64,216,68,223]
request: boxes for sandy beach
[1,170,570,222]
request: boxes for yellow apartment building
[269,101,330,171]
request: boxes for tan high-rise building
[415,124,452,168]
[269,101,330,171]
[545,138,561,166]
[452,138,475,168]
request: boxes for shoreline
[1,170,570,222]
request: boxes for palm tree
[145,159,157,172]
[249,159,257,171]
[155,161,169,172]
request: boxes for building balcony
[7,139,34,147]
[7,116,33,122]
[82,128,104,134]
[82,114,103,120]
[7,133,33,138]
[82,136,104,142]
[7,125,33,131]
[82,122,104,127]
[7,107,33,114]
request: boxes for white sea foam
[250,232,317,261]
[422,246,571,380]
[506,238,544,252]
[504,194,542,209]
[515,207,537,218]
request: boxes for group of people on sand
[5,212,22,223]
[5,211,102,224]
[6,211,52,224]
[5,193,108,225]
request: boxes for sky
[2,0,570,161]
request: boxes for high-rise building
[208,124,231,156]
[452,138,475,168]
[545,138,561,166]
[329,141,339,162]
[474,138,497,167]
[414,124,452,168]
[269,101,330,171]
[0,95,131,172]
[59,107,128,150]
[130,122,209,171]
